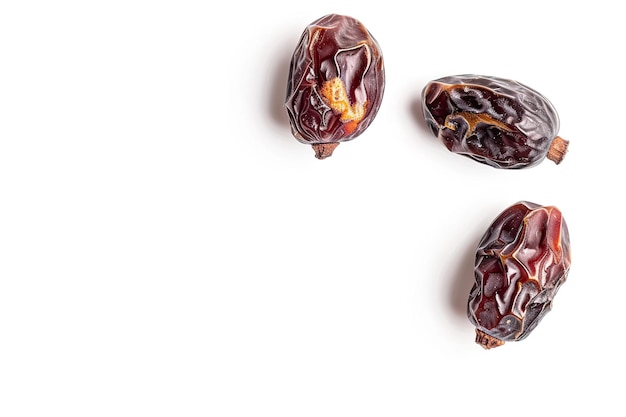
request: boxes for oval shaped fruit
[285,14,385,159]
[422,75,568,169]
[467,201,572,349]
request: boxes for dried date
[422,75,568,169]
[467,201,572,349]
[285,14,385,159]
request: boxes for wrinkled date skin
[422,75,568,169]
[285,14,385,159]
[467,201,572,349]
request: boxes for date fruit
[468,201,571,349]
[422,75,568,169]
[285,14,385,159]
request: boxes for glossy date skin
[467,201,571,349]
[422,75,568,169]
[285,14,385,159]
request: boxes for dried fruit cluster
[285,14,573,349]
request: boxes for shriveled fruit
[422,75,568,169]
[285,14,385,159]
[468,201,572,349]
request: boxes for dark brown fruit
[468,201,572,349]
[422,75,568,169]
[285,14,385,159]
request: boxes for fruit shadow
[446,234,478,319]
[409,92,439,147]
[267,40,293,138]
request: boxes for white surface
[1,1,624,416]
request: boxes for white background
[1,1,624,416]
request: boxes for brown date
[285,14,385,159]
[422,75,568,169]
[468,201,572,349]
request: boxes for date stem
[312,143,340,160]
[547,136,569,165]
[475,329,505,349]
